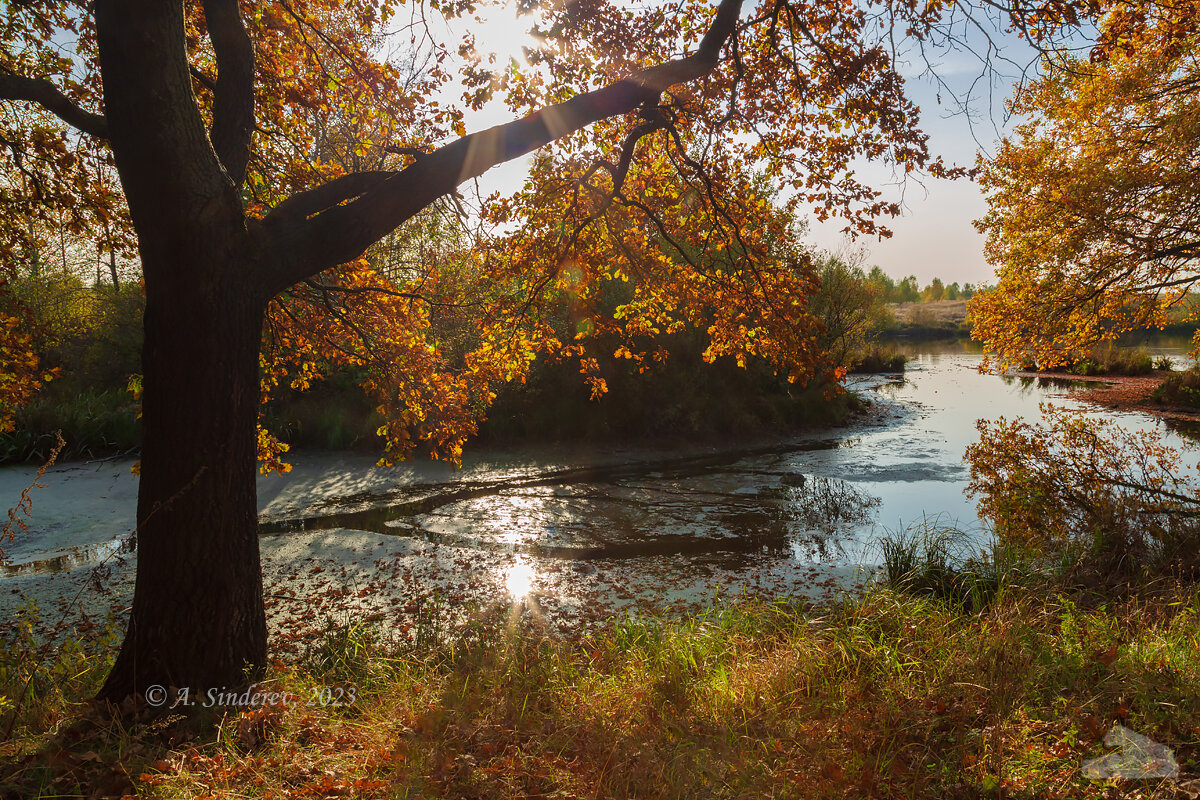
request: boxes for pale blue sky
[800,21,1050,287]
[804,72,1019,287]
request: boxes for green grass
[0,387,140,463]
[1066,345,1156,377]
[873,518,1019,611]
[2,578,1198,798]
[1153,368,1200,408]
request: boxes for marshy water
[2,342,1195,640]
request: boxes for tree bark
[84,0,745,703]
[108,247,120,292]
[98,244,267,701]
[93,0,270,702]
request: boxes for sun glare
[471,0,541,68]
[505,559,536,598]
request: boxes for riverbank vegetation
[0,276,141,462]
[3,553,1197,798]
[4,0,1200,794]
[4,402,1200,797]
[6,350,1200,796]
[0,248,945,461]
[970,2,1200,372]
[1013,344,1170,379]
[1153,370,1200,409]
[1060,346,1160,378]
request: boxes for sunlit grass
[2,581,1198,798]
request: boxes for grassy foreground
[2,584,1198,799]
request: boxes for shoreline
[1008,369,1200,424]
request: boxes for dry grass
[2,583,1199,799]
[887,300,969,326]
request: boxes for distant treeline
[863,267,983,304]
[808,255,987,352]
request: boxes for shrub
[0,388,140,463]
[849,345,906,373]
[1151,368,1200,408]
[261,368,381,451]
[874,518,1016,610]
[807,255,890,368]
[1065,345,1154,376]
[479,327,853,443]
[10,276,144,395]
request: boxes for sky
[803,71,1020,288]
[798,24,1052,288]
[440,0,1046,288]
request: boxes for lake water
[3,343,1196,645]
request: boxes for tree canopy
[1,0,962,458]
[972,0,1200,368]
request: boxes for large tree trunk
[93,0,271,703]
[98,246,267,703]
[81,0,746,705]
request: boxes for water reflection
[505,559,536,598]
[2,537,130,577]
[258,438,879,567]
[1164,417,1200,443]
[265,459,881,565]
[7,343,1199,634]
[1001,374,1101,393]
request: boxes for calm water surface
[3,343,1195,635]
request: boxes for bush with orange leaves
[0,303,49,434]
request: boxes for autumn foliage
[239,0,945,466]
[0,0,983,469]
[972,0,1200,368]
[0,298,48,434]
[2,0,1127,700]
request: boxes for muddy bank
[1008,369,1200,425]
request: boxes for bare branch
[0,71,108,138]
[0,132,45,201]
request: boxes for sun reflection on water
[505,560,535,598]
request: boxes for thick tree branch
[268,171,395,220]
[261,0,744,293]
[0,72,108,138]
[95,0,235,274]
[1144,240,1200,263]
[203,0,255,186]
